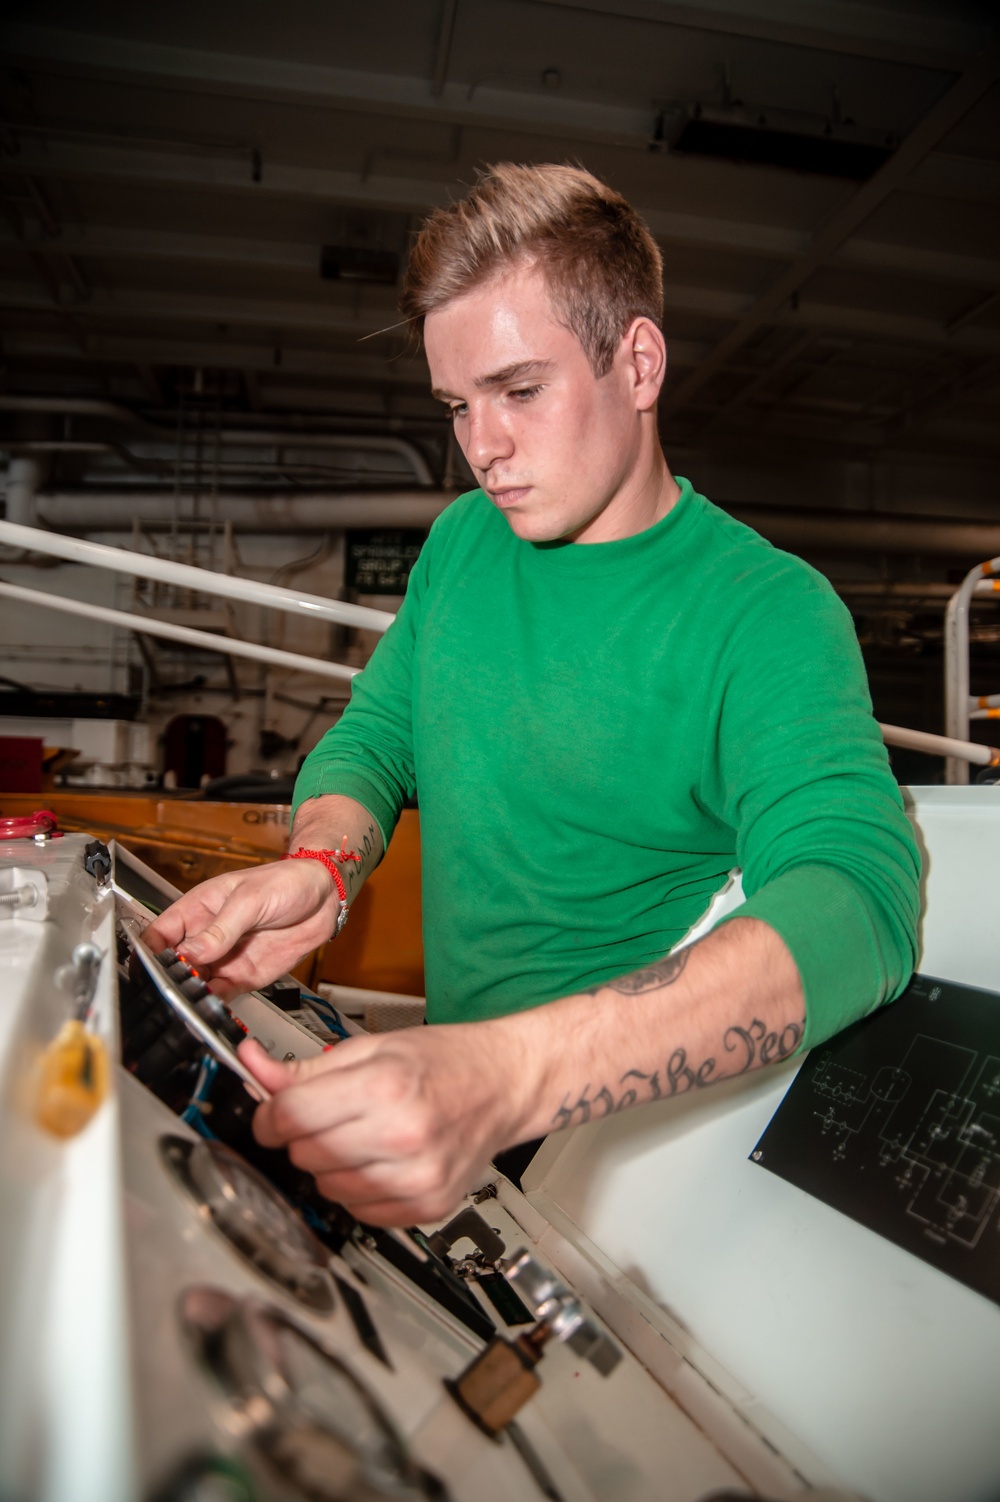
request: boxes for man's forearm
[234,914,804,1227]
[290,794,384,905]
[494,915,805,1148]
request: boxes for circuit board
[751,973,1000,1306]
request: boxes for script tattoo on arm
[550,1013,805,1131]
[345,822,380,893]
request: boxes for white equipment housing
[0,787,997,1502]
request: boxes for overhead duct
[724,506,1000,562]
[34,491,453,532]
[0,397,436,487]
[21,492,1000,558]
[0,396,152,425]
[657,100,895,181]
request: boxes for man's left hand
[238,1024,535,1227]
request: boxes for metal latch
[426,1208,505,1268]
[447,1247,621,1436]
[503,1249,621,1375]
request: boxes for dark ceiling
[0,0,997,481]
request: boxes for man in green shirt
[148,164,919,1229]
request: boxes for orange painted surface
[0,790,424,996]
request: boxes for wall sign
[345,529,426,596]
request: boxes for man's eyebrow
[431,359,555,403]
[475,359,555,389]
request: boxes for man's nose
[464,405,514,473]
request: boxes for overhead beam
[0,326,716,383]
[0,22,650,149]
[430,0,459,98]
[661,39,1000,417]
[5,216,1000,294]
[5,276,999,359]
[4,18,997,187]
[862,354,1000,448]
[2,135,455,212]
[0,277,748,336]
[1,330,434,385]
[8,128,999,229]
[1,7,987,136]
[907,151,1000,204]
[525,0,990,71]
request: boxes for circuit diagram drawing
[752,974,1000,1305]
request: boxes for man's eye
[510,386,541,402]
[447,404,467,420]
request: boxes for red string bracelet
[281,849,348,936]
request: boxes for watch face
[178,1290,443,1502]
[163,1137,335,1313]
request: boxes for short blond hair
[400,163,664,377]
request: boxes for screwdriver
[35,943,110,1139]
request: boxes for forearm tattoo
[344,822,380,893]
[583,947,690,996]
[550,1013,805,1131]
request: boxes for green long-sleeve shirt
[294,479,920,1047]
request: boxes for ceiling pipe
[196,433,435,484]
[834,581,1000,602]
[34,490,454,532]
[0,396,146,425]
[0,397,434,485]
[27,491,1000,555]
[724,506,1000,561]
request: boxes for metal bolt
[751,1150,763,1162]
[0,884,36,909]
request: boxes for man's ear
[623,317,667,411]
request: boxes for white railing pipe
[944,561,1000,784]
[0,520,395,632]
[0,581,358,684]
[879,722,999,770]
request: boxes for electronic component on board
[128,941,267,1098]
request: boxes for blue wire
[181,1052,220,1137]
[298,990,351,1039]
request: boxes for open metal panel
[522,786,1000,1502]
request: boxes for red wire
[0,809,62,840]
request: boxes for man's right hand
[143,859,341,999]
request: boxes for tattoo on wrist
[550,1014,805,1131]
[346,823,379,892]
[333,835,362,867]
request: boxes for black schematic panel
[751,973,1000,1306]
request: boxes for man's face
[424,263,650,545]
